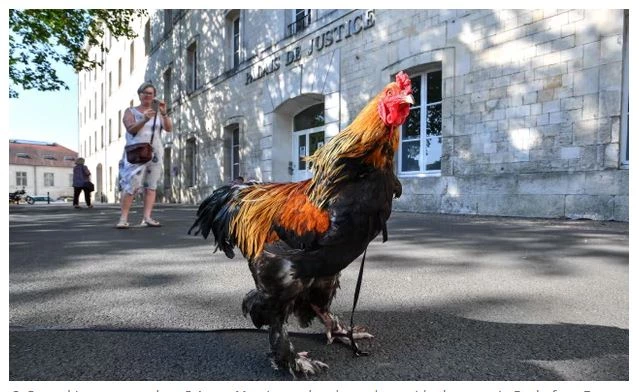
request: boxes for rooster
[189,72,414,376]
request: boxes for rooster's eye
[386,90,393,96]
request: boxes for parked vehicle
[9,189,26,204]
[24,195,52,204]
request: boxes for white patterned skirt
[118,152,163,195]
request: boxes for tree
[9,9,147,98]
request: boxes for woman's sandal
[116,220,129,229]
[140,217,161,227]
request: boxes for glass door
[292,126,324,181]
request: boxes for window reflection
[294,103,325,131]
[398,68,443,174]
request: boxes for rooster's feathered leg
[310,304,374,345]
[293,275,373,346]
[244,254,328,377]
[267,310,328,377]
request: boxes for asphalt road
[9,203,629,381]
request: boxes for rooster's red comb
[396,71,412,94]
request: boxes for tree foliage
[9,9,147,98]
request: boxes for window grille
[287,9,311,37]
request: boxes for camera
[152,98,160,112]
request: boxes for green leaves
[9,9,147,98]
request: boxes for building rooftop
[9,139,78,168]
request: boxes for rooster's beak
[404,95,415,105]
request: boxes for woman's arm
[159,113,173,132]
[158,101,173,132]
[123,107,154,135]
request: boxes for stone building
[78,9,629,221]
[9,140,78,200]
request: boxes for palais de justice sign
[245,10,376,85]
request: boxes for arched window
[399,67,442,174]
[293,103,324,131]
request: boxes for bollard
[47,192,50,204]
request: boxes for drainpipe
[103,47,108,203]
[177,11,184,204]
[33,165,37,195]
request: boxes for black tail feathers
[188,184,243,259]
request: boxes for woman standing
[116,82,172,228]
[72,157,92,208]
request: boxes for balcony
[286,12,311,38]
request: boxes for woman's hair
[137,82,156,95]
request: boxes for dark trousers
[73,187,91,206]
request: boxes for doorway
[290,101,325,181]
[292,127,325,181]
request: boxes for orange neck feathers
[307,92,399,207]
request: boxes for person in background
[116,81,172,229]
[72,157,93,209]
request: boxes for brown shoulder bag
[125,111,158,164]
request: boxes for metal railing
[286,12,311,37]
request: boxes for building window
[118,110,122,138]
[89,137,92,155]
[108,72,112,96]
[16,153,31,159]
[101,126,104,149]
[94,92,97,119]
[118,58,122,86]
[294,103,325,131]
[16,172,27,187]
[164,10,173,38]
[185,137,197,187]
[287,9,311,37]
[43,154,57,160]
[44,173,54,187]
[163,67,172,109]
[232,126,240,180]
[226,10,240,70]
[621,9,629,168]
[100,83,104,113]
[109,119,112,144]
[399,68,443,175]
[109,166,113,192]
[94,131,97,152]
[163,147,172,192]
[94,54,97,80]
[186,42,197,92]
[233,16,240,68]
[130,42,135,73]
[144,20,151,54]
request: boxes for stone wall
[80,9,628,220]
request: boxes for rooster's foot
[310,305,374,345]
[270,351,328,378]
[330,324,374,346]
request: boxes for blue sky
[9,63,79,152]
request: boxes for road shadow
[10,308,628,381]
